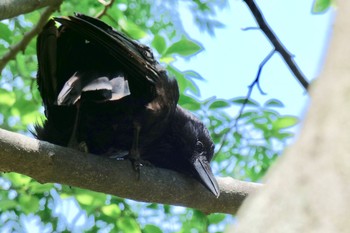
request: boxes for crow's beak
[192,155,220,198]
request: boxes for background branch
[0,2,62,73]
[0,0,62,20]
[243,0,309,91]
[0,128,261,215]
[95,0,115,19]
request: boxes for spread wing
[53,13,167,104]
[37,13,175,108]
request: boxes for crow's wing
[54,13,165,102]
[36,19,58,107]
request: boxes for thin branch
[0,128,262,215]
[243,0,309,91]
[0,2,62,73]
[215,50,275,156]
[241,26,259,31]
[95,0,115,19]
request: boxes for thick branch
[243,0,309,91]
[0,2,62,73]
[0,128,261,214]
[0,0,61,20]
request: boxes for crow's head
[174,107,220,197]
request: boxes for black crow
[35,14,220,197]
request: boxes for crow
[35,13,220,197]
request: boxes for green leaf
[231,97,259,107]
[152,35,167,55]
[239,110,258,119]
[273,116,298,129]
[0,198,18,211]
[5,173,31,187]
[179,95,201,111]
[74,189,106,207]
[209,99,230,109]
[101,204,121,217]
[208,213,226,224]
[0,89,16,107]
[76,193,94,205]
[272,132,295,140]
[159,56,175,64]
[19,195,40,214]
[312,0,332,13]
[264,99,284,108]
[30,182,54,194]
[164,37,202,57]
[0,22,12,43]
[118,18,147,39]
[117,217,141,233]
[143,224,162,233]
[167,65,200,95]
[183,70,205,81]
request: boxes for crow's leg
[68,102,88,153]
[129,122,142,175]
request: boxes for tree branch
[0,0,62,20]
[0,128,261,214]
[0,2,62,73]
[95,0,115,19]
[243,0,309,91]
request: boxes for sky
[176,0,334,118]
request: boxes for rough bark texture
[233,3,350,232]
[0,128,261,214]
[0,0,62,20]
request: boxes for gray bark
[0,0,62,20]
[0,128,261,214]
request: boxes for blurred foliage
[0,0,299,232]
[312,0,333,13]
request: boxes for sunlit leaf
[143,224,162,233]
[0,198,18,210]
[209,99,230,109]
[4,173,32,187]
[231,97,259,107]
[118,18,147,39]
[101,204,121,217]
[19,194,40,214]
[273,116,298,129]
[208,213,226,224]
[159,56,175,64]
[179,95,201,111]
[264,99,284,108]
[117,217,141,233]
[183,70,205,81]
[312,0,332,13]
[76,193,94,205]
[152,35,167,55]
[0,89,16,106]
[164,36,202,57]
[30,182,54,194]
[0,22,12,43]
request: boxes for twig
[243,0,309,91]
[0,2,62,73]
[95,0,115,19]
[215,50,275,156]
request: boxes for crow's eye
[195,141,204,152]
